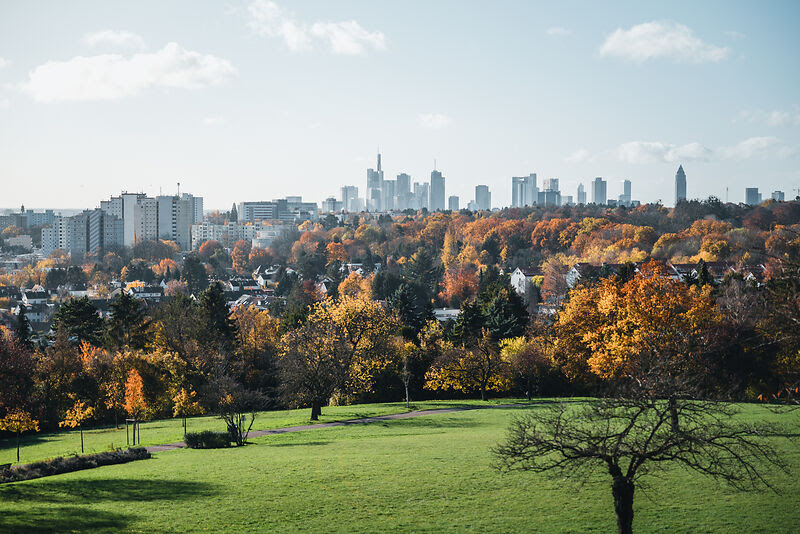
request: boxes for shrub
[0,447,151,484]
[184,430,231,449]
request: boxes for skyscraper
[675,165,687,205]
[745,187,762,205]
[619,179,632,206]
[591,177,607,205]
[475,185,491,211]
[340,185,358,211]
[366,152,384,211]
[430,169,445,211]
[511,173,537,207]
[772,190,785,202]
[448,195,459,211]
[577,184,586,205]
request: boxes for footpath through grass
[0,401,797,533]
[0,399,521,465]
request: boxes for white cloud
[0,57,9,68]
[202,116,225,125]
[0,98,9,109]
[248,0,385,55]
[417,113,451,130]
[564,148,592,163]
[83,30,146,50]
[737,107,800,127]
[546,27,571,36]
[616,137,793,164]
[600,21,729,63]
[21,43,237,102]
[617,141,713,163]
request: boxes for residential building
[100,192,159,247]
[448,195,459,211]
[675,165,687,205]
[430,169,445,211]
[772,190,785,202]
[6,235,33,250]
[156,195,193,250]
[41,208,123,257]
[591,177,607,205]
[190,221,261,249]
[238,197,317,223]
[745,187,762,206]
[475,185,491,211]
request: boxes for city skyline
[2,1,800,209]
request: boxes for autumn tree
[173,388,204,435]
[231,239,252,274]
[230,305,280,391]
[0,409,39,462]
[124,369,147,421]
[0,327,34,412]
[205,374,265,446]
[279,295,397,420]
[500,336,551,400]
[59,398,95,453]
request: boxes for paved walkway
[146,404,524,453]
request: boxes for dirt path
[146,404,525,453]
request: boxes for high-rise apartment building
[448,195,459,211]
[42,208,123,257]
[475,185,491,211]
[675,165,687,205]
[157,195,193,250]
[745,187,762,205]
[430,169,445,211]
[577,184,586,205]
[591,177,607,205]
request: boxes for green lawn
[0,399,522,465]
[0,401,797,533]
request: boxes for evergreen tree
[106,292,149,350]
[696,259,714,287]
[15,304,32,349]
[52,297,104,346]
[197,282,236,349]
[388,282,434,340]
[229,203,238,222]
[181,253,209,294]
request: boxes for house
[228,277,260,292]
[127,285,164,301]
[510,267,540,299]
[0,286,22,302]
[566,263,599,289]
[433,308,460,322]
[22,287,48,306]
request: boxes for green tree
[197,282,236,350]
[52,297,104,346]
[15,303,32,349]
[181,253,209,294]
[105,292,149,351]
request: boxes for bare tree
[493,396,790,534]
[205,374,267,446]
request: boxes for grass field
[0,399,520,465]
[0,401,797,533]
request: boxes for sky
[1,0,799,210]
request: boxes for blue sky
[1,0,799,210]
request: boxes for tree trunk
[611,474,635,534]
[80,425,84,453]
[526,375,532,401]
[16,430,20,462]
[404,380,410,409]
[183,416,187,436]
[668,396,680,433]
[310,400,322,421]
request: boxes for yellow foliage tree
[0,409,39,462]
[59,399,95,453]
[173,388,204,435]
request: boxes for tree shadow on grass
[0,478,217,504]
[0,478,216,533]
[0,506,128,533]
